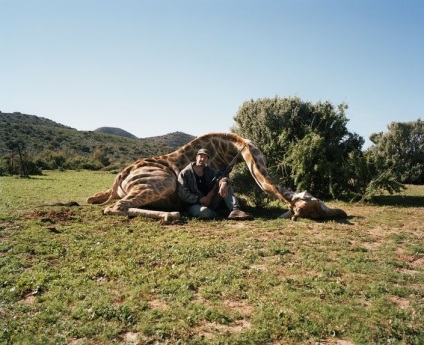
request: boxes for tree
[367,119,423,184]
[231,97,366,202]
[1,140,42,176]
[5,140,29,177]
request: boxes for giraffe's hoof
[103,206,113,215]
[103,205,127,216]
[164,212,181,222]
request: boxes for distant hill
[94,127,195,147]
[0,112,195,172]
[94,127,138,139]
[141,131,195,149]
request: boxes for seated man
[178,148,253,220]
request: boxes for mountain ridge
[0,112,196,172]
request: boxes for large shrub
[367,119,423,185]
[231,97,366,202]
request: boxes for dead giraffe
[87,132,347,221]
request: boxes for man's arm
[177,170,201,204]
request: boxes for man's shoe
[228,208,253,220]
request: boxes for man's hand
[218,181,228,197]
[200,190,215,207]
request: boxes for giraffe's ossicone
[87,132,347,221]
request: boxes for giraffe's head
[280,191,347,220]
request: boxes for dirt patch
[395,249,424,271]
[193,319,251,339]
[25,209,77,224]
[388,295,411,310]
[148,299,169,310]
[223,299,254,317]
[367,225,389,239]
[318,339,355,345]
[361,241,382,250]
[249,264,268,271]
[226,222,248,230]
[69,339,103,345]
[408,254,424,269]
[121,332,142,344]
[189,299,253,339]
[22,294,36,305]
[399,267,421,275]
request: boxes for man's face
[196,154,209,167]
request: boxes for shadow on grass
[317,215,358,225]
[17,176,55,181]
[248,206,356,225]
[370,195,424,207]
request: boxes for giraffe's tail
[86,189,113,205]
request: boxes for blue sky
[1,0,423,148]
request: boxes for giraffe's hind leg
[87,189,112,204]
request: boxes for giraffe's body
[87,133,347,220]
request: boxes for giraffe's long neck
[162,133,247,172]
[157,132,294,205]
[242,143,294,205]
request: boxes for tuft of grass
[0,171,423,344]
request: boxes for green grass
[1,171,423,344]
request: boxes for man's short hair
[197,148,211,158]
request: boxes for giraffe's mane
[151,132,247,162]
[177,133,248,167]
[177,132,246,151]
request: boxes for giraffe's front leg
[103,201,181,221]
[103,179,180,221]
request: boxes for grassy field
[0,170,423,345]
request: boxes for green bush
[232,97,366,200]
